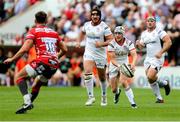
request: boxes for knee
[112,88,117,93]
[99,76,106,82]
[84,73,93,83]
[147,76,156,83]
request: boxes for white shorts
[144,57,164,72]
[83,53,107,69]
[25,64,48,82]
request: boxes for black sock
[31,92,39,102]
[18,80,28,96]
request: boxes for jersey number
[42,38,57,54]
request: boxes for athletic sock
[150,82,163,100]
[157,79,168,87]
[31,80,43,102]
[125,87,135,105]
[17,79,28,96]
[85,77,94,98]
[23,94,31,105]
[116,87,120,94]
[100,81,107,96]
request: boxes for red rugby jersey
[25,25,61,59]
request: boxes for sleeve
[128,40,135,51]
[81,23,86,33]
[104,24,112,36]
[25,28,35,40]
[108,41,115,52]
[157,29,167,39]
[139,32,145,44]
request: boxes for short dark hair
[35,11,47,23]
[91,6,101,18]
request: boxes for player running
[136,16,172,103]
[108,26,137,108]
[4,11,67,114]
[76,6,114,106]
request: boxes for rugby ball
[120,63,134,78]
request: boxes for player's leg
[83,60,96,106]
[157,77,170,96]
[97,67,108,106]
[109,66,121,104]
[120,73,137,108]
[30,76,43,102]
[14,65,34,114]
[146,67,164,103]
[110,76,121,104]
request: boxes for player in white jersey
[77,6,114,106]
[136,16,172,103]
[108,26,137,108]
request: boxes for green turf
[0,86,179,121]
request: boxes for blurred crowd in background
[0,0,40,24]
[0,0,180,87]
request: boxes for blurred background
[0,0,179,88]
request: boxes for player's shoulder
[28,27,35,32]
[125,38,134,46]
[141,30,148,35]
[155,26,166,35]
[84,21,91,26]
[100,21,108,27]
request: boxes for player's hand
[136,40,144,49]
[129,64,135,72]
[76,42,81,48]
[3,58,13,64]
[155,51,162,59]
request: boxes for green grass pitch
[0,86,180,121]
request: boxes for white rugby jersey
[82,21,112,59]
[108,38,135,63]
[140,27,167,59]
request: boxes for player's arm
[57,41,68,59]
[108,51,119,67]
[155,35,172,59]
[129,49,137,70]
[76,31,85,48]
[95,34,114,47]
[136,40,145,50]
[4,39,33,64]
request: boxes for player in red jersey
[4,11,67,114]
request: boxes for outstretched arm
[76,31,85,48]
[108,51,119,67]
[4,39,33,64]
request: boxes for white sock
[85,78,94,98]
[116,87,120,94]
[158,79,168,86]
[125,87,135,105]
[23,94,31,104]
[101,81,107,96]
[150,82,163,100]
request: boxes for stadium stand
[0,0,179,87]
